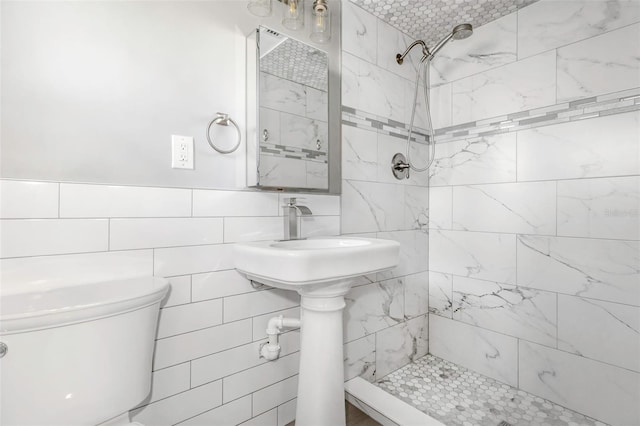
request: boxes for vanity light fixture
[248,0,331,44]
[247,0,272,17]
[310,0,331,43]
[282,0,304,30]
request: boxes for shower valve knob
[391,153,410,180]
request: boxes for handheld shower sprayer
[396,23,473,65]
[392,23,473,179]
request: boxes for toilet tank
[0,277,170,426]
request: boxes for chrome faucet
[282,197,312,240]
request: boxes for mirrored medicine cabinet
[246,22,341,194]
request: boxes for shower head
[452,23,473,40]
[395,23,473,65]
[428,22,473,60]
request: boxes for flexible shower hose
[406,57,437,173]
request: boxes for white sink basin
[235,237,400,426]
[234,237,400,291]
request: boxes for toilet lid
[0,276,169,334]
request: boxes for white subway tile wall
[0,182,339,424]
[0,180,59,218]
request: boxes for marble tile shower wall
[0,181,340,425]
[424,1,640,425]
[259,71,329,189]
[340,2,431,385]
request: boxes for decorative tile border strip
[260,143,327,163]
[341,107,431,144]
[341,87,640,145]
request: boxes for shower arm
[396,40,430,65]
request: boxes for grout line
[449,185,454,230]
[515,131,519,182]
[515,233,519,287]
[516,338,520,389]
[250,393,254,419]
[221,296,225,324]
[431,226,638,242]
[556,292,560,350]
[351,173,640,188]
[190,189,194,217]
[516,7,520,61]
[555,180,559,236]
[555,48,559,105]
[57,183,61,218]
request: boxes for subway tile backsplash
[0,180,59,218]
[0,219,109,258]
[59,183,192,218]
[1,180,340,424]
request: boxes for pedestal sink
[234,237,400,426]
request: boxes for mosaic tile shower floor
[376,355,608,426]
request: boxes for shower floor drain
[376,354,609,426]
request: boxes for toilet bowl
[0,276,169,426]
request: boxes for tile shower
[341,1,639,425]
[0,1,638,425]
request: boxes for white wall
[0,1,341,425]
[1,1,250,188]
[426,1,640,425]
[1,0,340,190]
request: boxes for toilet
[0,276,169,426]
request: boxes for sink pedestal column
[295,281,352,426]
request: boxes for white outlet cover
[171,135,194,169]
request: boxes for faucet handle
[282,197,312,216]
[283,197,306,206]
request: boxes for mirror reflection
[254,26,329,190]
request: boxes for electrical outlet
[171,135,194,169]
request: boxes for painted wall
[0,0,341,191]
[425,1,640,425]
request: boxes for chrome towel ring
[207,112,241,154]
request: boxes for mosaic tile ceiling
[261,34,329,91]
[349,0,540,47]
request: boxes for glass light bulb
[310,3,330,43]
[247,0,272,17]
[282,0,304,30]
